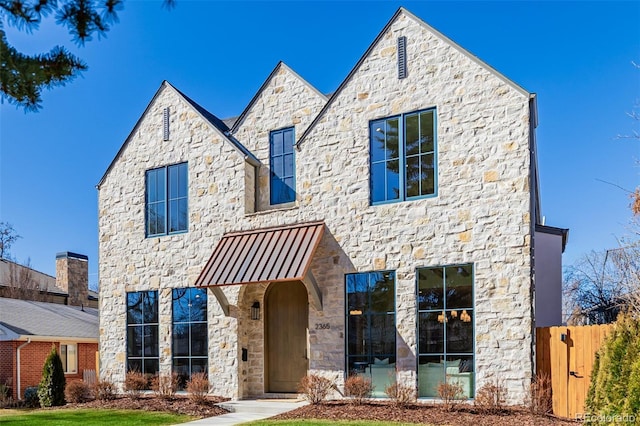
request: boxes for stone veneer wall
[99,10,534,404]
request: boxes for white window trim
[60,342,78,374]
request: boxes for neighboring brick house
[97,8,567,403]
[0,253,98,400]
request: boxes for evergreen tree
[37,345,66,407]
[586,313,640,417]
[0,0,171,111]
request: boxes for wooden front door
[266,281,308,393]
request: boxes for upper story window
[270,127,295,205]
[370,109,436,204]
[146,163,188,237]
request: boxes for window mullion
[400,114,406,200]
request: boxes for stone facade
[98,8,549,404]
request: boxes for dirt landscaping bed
[58,394,229,418]
[272,400,580,425]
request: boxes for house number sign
[315,323,330,330]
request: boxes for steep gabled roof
[230,61,328,134]
[97,81,259,189]
[297,7,530,147]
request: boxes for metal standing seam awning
[195,221,325,315]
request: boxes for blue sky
[1,1,639,287]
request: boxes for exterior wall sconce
[251,301,260,321]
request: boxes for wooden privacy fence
[536,324,614,419]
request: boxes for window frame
[345,270,397,397]
[59,342,78,374]
[171,287,208,389]
[416,263,475,399]
[369,108,438,205]
[126,290,160,377]
[145,162,188,237]
[269,127,296,205]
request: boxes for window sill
[246,203,299,217]
[145,230,188,239]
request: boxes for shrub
[65,380,91,403]
[343,375,372,405]
[94,379,116,401]
[297,374,334,405]
[586,313,640,418]
[151,373,179,399]
[437,380,466,412]
[24,386,40,408]
[526,372,552,415]
[186,372,209,405]
[37,345,66,407]
[474,379,507,413]
[384,382,415,407]
[0,382,12,407]
[124,370,147,399]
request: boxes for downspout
[16,338,31,400]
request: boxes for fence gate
[535,324,613,419]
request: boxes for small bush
[0,383,13,408]
[437,380,466,412]
[526,372,552,415]
[586,313,640,418]
[65,380,91,403]
[151,373,179,399]
[94,379,116,401]
[474,379,507,413]
[343,375,372,405]
[186,372,209,405]
[124,371,147,399]
[298,374,334,405]
[24,386,40,408]
[384,382,415,407]
[37,345,66,407]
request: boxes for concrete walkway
[179,399,308,425]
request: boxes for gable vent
[397,36,407,79]
[163,107,170,141]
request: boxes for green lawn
[244,420,428,426]
[0,408,194,425]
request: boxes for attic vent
[163,107,170,141]
[397,36,407,79]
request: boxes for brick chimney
[55,252,88,307]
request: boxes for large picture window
[417,264,474,398]
[172,287,208,389]
[346,271,396,397]
[269,127,295,205]
[146,162,188,237]
[127,291,159,376]
[370,109,436,204]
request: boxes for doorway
[266,281,308,392]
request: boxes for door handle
[569,371,582,378]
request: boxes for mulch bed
[56,396,581,424]
[59,394,229,418]
[272,400,580,425]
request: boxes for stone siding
[99,10,534,403]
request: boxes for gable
[232,62,327,154]
[97,81,258,190]
[298,7,530,146]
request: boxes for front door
[266,281,308,392]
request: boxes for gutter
[16,338,31,400]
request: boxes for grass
[0,408,194,425]
[244,420,430,426]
